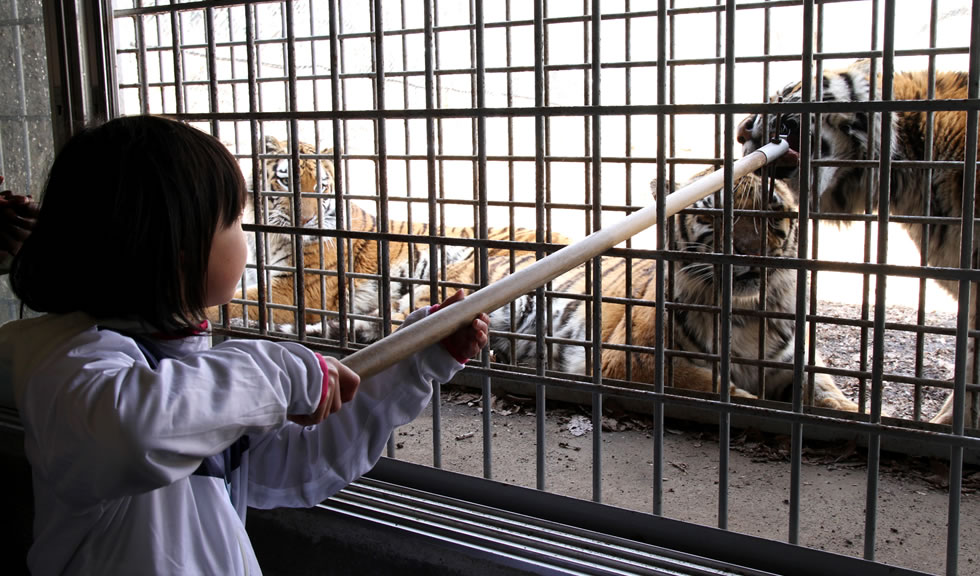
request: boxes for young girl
[0,115,489,575]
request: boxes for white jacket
[0,308,461,575]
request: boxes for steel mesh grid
[105,0,980,573]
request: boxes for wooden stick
[342,139,790,379]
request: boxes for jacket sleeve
[246,307,464,509]
[19,328,323,506]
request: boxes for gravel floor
[813,300,959,422]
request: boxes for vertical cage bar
[666,0,677,394]
[338,1,358,337]
[946,3,979,572]
[716,0,736,532]
[226,11,242,140]
[758,2,775,405]
[652,0,667,517]
[284,0,307,340]
[243,2,268,335]
[789,0,815,546]
[369,0,395,457]
[433,3,447,311]
[858,3,881,418]
[864,0,899,562]
[622,5,634,387]
[582,2,595,388]
[135,13,149,113]
[399,0,416,316]
[914,0,941,422]
[205,7,219,135]
[308,2,329,340]
[590,0,604,504]
[542,0,556,385]
[475,0,494,480]
[153,15,166,112]
[805,2,824,410]
[422,0,442,468]
[534,0,548,492]
[506,0,520,371]
[327,0,349,350]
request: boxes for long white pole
[342,139,790,379]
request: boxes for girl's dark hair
[11,115,247,333]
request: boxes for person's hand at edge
[0,177,40,260]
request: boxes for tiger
[736,59,979,425]
[409,171,856,409]
[251,135,335,274]
[208,136,557,343]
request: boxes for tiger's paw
[819,397,859,412]
[730,384,757,399]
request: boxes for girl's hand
[431,289,490,364]
[0,181,40,260]
[288,355,360,427]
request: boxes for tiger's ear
[264,135,284,153]
[648,177,676,204]
[850,58,872,77]
[319,145,343,156]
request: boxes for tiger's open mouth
[765,116,801,179]
[731,268,764,296]
[738,114,801,180]
[734,268,760,283]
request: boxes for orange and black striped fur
[476,172,857,409]
[208,136,552,342]
[737,60,979,424]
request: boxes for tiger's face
[251,135,337,269]
[736,60,875,185]
[673,173,798,302]
[262,135,335,230]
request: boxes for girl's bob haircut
[12,115,247,333]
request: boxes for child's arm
[17,324,333,506]
[245,292,489,509]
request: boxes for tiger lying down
[208,137,857,412]
[404,170,857,410]
[207,135,561,343]
[737,59,979,425]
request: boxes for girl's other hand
[0,180,40,259]
[288,356,360,427]
[432,289,490,364]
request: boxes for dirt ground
[392,385,979,576]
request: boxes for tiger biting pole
[341,138,791,380]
